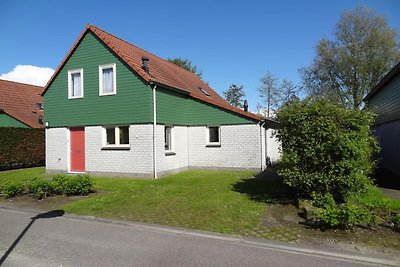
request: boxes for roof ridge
[0,78,44,89]
[88,25,205,81]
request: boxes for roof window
[198,87,210,96]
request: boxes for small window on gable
[68,69,83,99]
[165,126,173,151]
[103,126,130,149]
[207,126,221,146]
[99,64,117,96]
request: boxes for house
[0,79,44,128]
[364,61,400,175]
[42,24,280,178]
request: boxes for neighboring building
[0,79,44,128]
[364,62,400,175]
[42,24,280,178]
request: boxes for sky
[1,0,399,112]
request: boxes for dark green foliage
[0,181,25,198]
[0,174,94,199]
[27,178,56,199]
[0,128,45,170]
[223,84,246,108]
[312,193,376,229]
[276,98,379,202]
[167,57,203,79]
[56,174,94,196]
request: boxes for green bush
[0,174,94,200]
[57,174,94,196]
[312,193,376,229]
[0,181,25,198]
[27,179,56,199]
[276,99,379,202]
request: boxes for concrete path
[0,206,398,267]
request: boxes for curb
[1,205,399,266]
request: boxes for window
[207,126,220,146]
[198,87,210,96]
[165,126,173,152]
[103,126,129,149]
[99,64,116,95]
[68,69,83,99]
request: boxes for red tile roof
[0,79,44,128]
[43,24,264,122]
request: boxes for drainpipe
[259,120,266,171]
[152,84,158,179]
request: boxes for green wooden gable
[0,113,29,128]
[44,31,256,127]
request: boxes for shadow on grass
[231,167,295,204]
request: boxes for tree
[258,72,280,118]
[279,79,299,106]
[301,6,400,109]
[167,57,203,79]
[258,72,299,117]
[223,84,246,108]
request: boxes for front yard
[1,167,400,256]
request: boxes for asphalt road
[0,207,397,267]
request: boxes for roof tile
[43,24,264,122]
[0,79,44,128]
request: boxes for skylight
[198,87,210,96]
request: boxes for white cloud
[0,65,55,87]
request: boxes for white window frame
[99,63,117,96]
[102,125,130,149]
[164,125,174,153]
[68,69,84,99]
[206,126,221,146]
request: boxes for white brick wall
[266,128,281,163]
[85,125,153,176]
[188,124,262,170]
[157,125,189,173]
[46,128,68,171]
[45,123,281,176]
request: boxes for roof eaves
[364,61,400,101]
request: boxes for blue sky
[1,0,399,111]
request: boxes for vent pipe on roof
[244,100,248,112]
[141,56,150,74]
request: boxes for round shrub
[276,99,379,202]
[27,178,56,199]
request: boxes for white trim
[68,69,84,99]
[164,125,174,153]
[67,128,71,173]
[102,125,130,149]
[206,126,221,146]
[152,85,157,179]
[99,63,117,96]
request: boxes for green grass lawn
[0,167,270,235]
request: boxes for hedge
[0,127,45,170]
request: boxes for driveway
[0,206,397,267]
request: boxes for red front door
[70,127,85,172]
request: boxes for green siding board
[45,32,256,127]
[0,114,29,128]
[44,32,152,127]
[369,74,400,125]
[156,87,256,125]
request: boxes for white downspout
[259,121,266,171]
[152,85,158,179]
